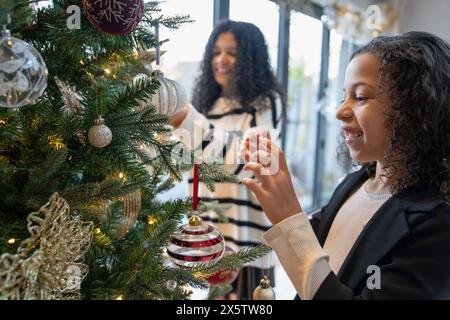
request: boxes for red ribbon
[193,163,199,211]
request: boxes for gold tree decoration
[0,193,93,300]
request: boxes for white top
[263,178,391,299]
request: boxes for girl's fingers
[265,139,288,172]
[241,178,262,197]
[243,162,267,184]
[250,150,272,167]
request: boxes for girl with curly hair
[241,31,450,299]
[170,20,286,299]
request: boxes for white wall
[398,0,450,41]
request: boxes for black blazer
[297,168,450,300]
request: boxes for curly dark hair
[191,20,286,118]
[339,32,450,200]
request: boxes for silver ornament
[151,69,186,115]
[0,28,48,108]
[253,276,276,300]
[88,116,112,148]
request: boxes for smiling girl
[242,32,450,299]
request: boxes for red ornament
[204,246,239,285]
[83,0,145,35]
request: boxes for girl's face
[336,53,392,164]
[211,32,237,93]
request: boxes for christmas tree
[0,0,271,300]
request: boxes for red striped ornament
[166,214,225,268]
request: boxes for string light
[147,216,157,225]
[80,59,85,65]
[7,238,16,244]
[0,119,7,125]
[47,134,65,150]
[115,295,124,300]
[118,172,124,179]
[132,50,139,60]
[104,68,112,76]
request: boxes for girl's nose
[336,102,353,122]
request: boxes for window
[284,10,324,210]
[229,0,279,70]
[153,0,214,102]
[320,30,349,204]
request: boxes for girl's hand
[240,132,303,225]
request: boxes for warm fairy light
[94,228,101,234]
[6,40,13,47]
[48,134,65,150]
[112,74,117,79]
[80,59,85,65]
[116,295,124,300]
[104,68,112,76]
[147,216,157,225]
[7,238,16,244]
[0,119,6,125]
[118,172,124,179]
[193,272,205,279]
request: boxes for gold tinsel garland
[0,193,93,300]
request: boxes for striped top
[173,96,282,268]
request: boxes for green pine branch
[191,245,273,276]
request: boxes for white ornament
[88,116,112,148]
[253,276,276,300]
[0,29,48,108]
[151,70,187,115]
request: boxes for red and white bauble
[166,215,225,268]
[83,0,145,35]
[204,246,239,285]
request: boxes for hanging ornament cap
[259,276,272,289]
[189,214,203,227]
[94,116,106,125]
[2,28,11,38]
[253,276,276,300]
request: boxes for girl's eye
[356,97,368,103]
